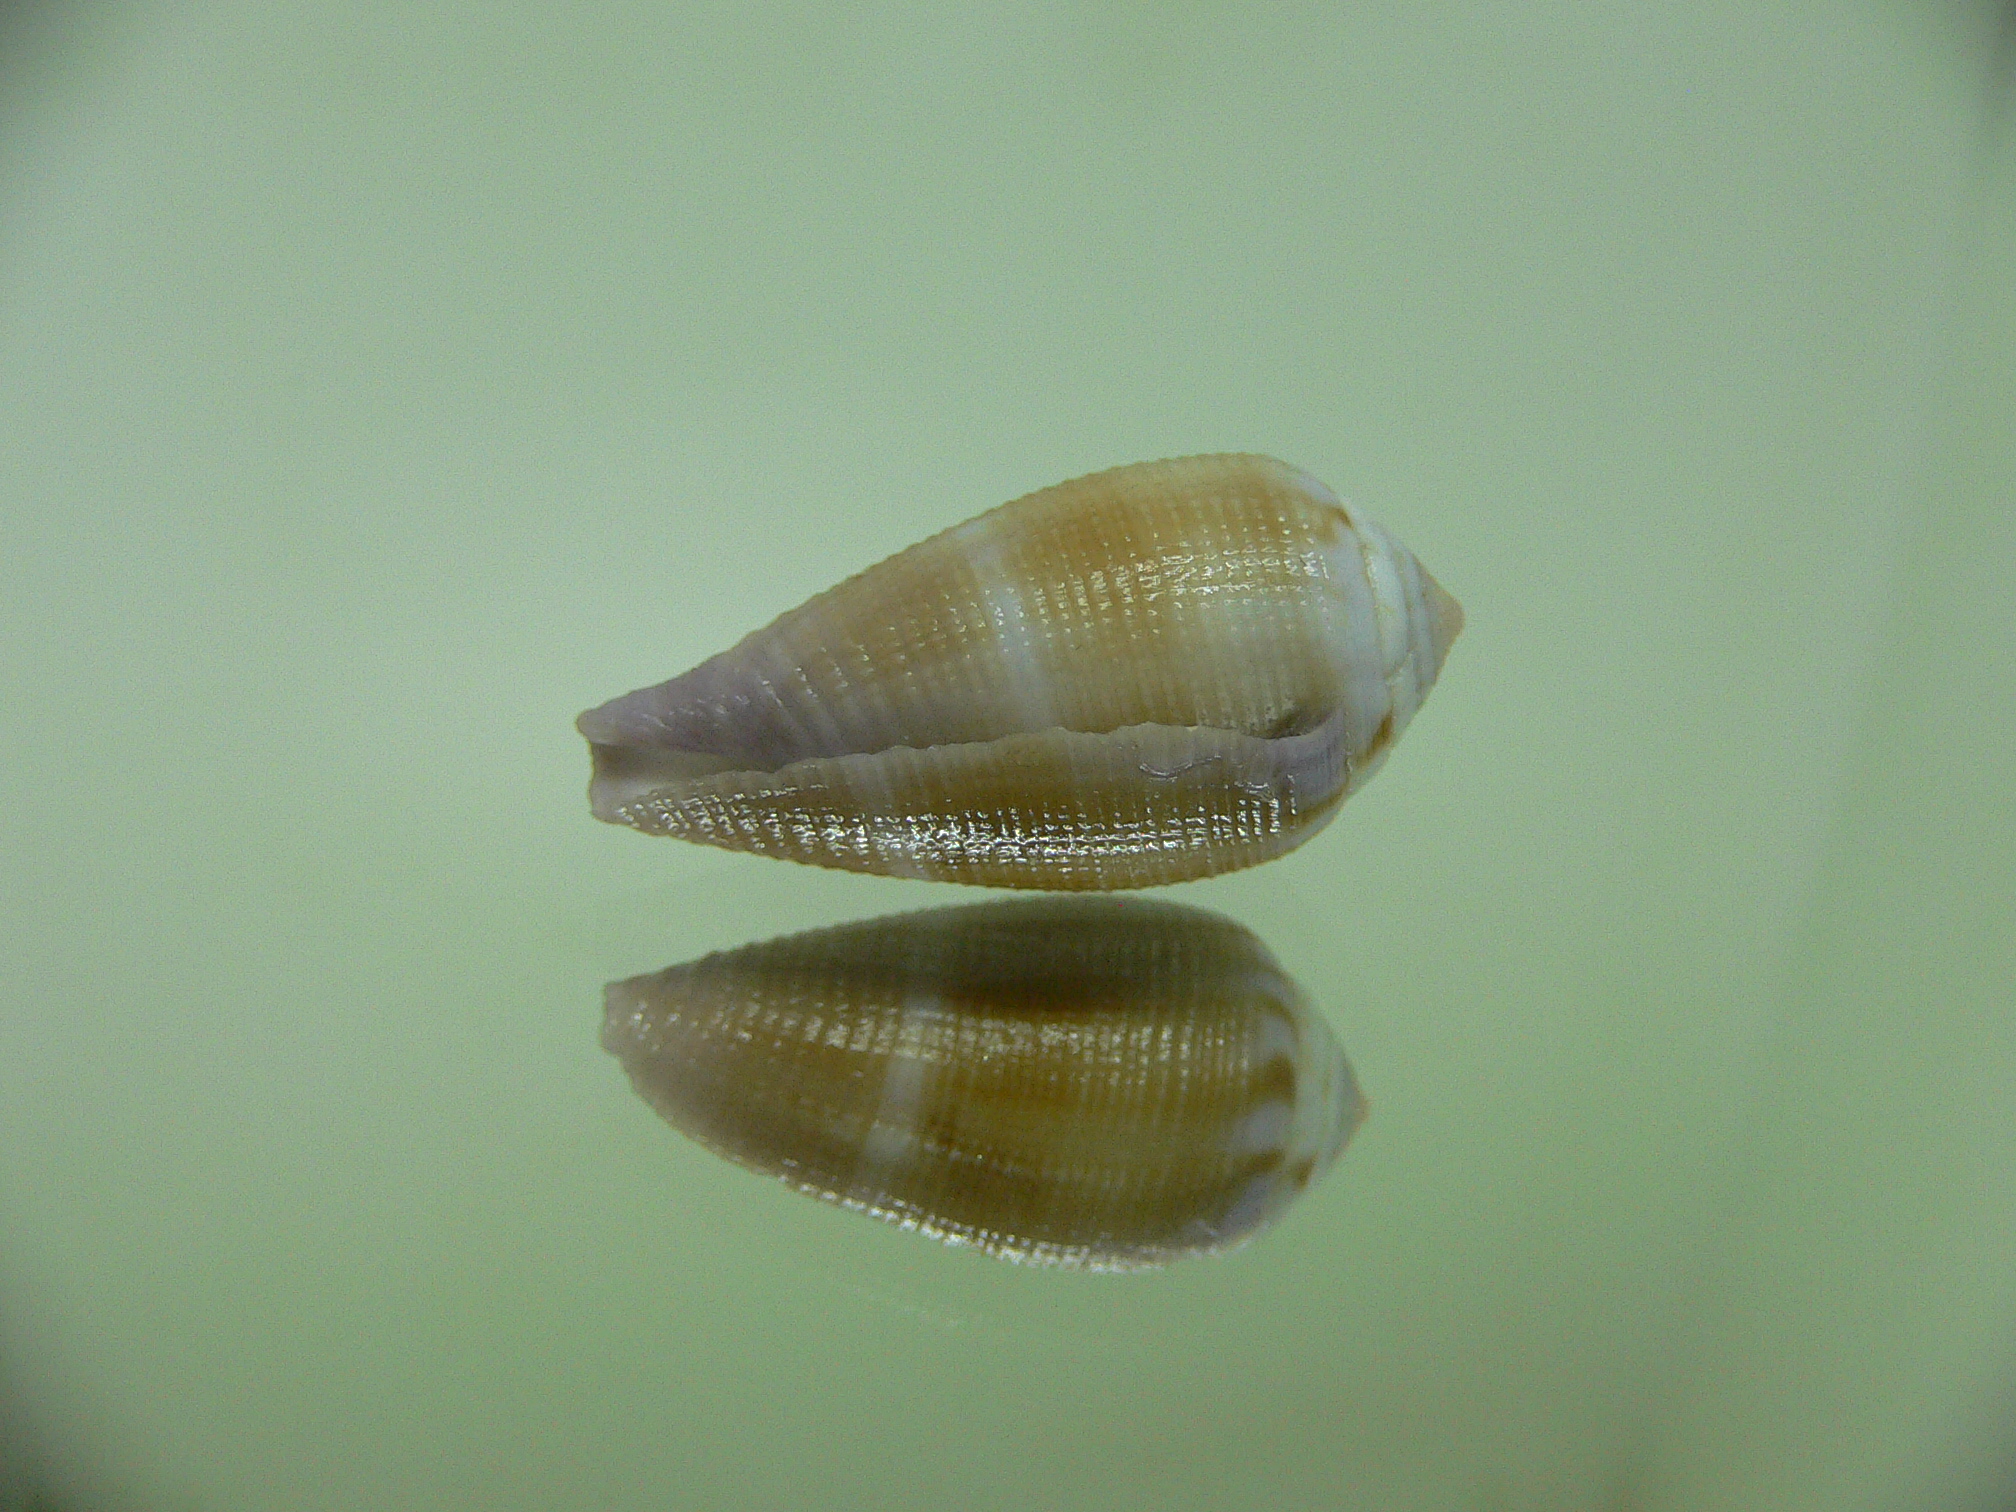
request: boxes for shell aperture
[603,898,1364,1269]
[578,454,1461,888]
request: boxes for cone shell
[578,454,1461,888]
[604,899,1364,1269]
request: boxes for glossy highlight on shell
[603,898,1364,1269]
[578,454,1461,888]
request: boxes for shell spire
[578,454,1460,888]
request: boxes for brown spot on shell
[1250,1054,1299,1106]
[1362,710,1396,765]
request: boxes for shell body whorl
[603,899,1364,1268]
[578,454,1460,888]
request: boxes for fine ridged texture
[578,454,1462,888]
[603,899,1364,1268]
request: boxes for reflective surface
[606,900,1361,1268]
[2,5,2013,1510]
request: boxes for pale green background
[3,3,2013,1509]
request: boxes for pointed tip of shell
[1420,568,1464,680]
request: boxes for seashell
[578,454,1461,888]
[603,898,1365,1269]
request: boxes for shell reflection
[579,454,1461,888]
[604,899,1364,1268]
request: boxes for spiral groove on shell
[578,454,1461,888]
[603,899,1364,1268]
